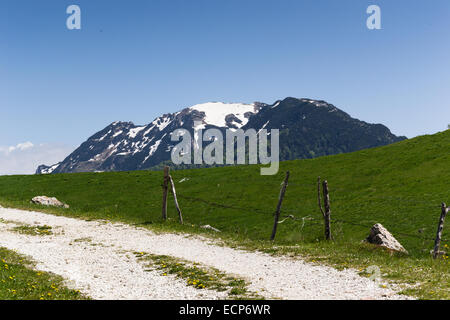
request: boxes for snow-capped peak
[36,97,406,175]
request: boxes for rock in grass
[200,225,221,232]
[31,196,69,209]
[366,223,408,254]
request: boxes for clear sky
[1,0,449,174]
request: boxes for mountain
[36,97,406,174]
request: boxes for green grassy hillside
[0,130,449,298]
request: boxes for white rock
[31,196,69,209]
[200,225,221,232]
[366,223,407,254]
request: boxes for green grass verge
[134,252,263,299]
[0,247,87,300]
[10,224,53,236]
[0,130,449,299]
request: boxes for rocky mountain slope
[36,97,406,174]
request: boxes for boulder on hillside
[366,223,408,254]
[31,196,69,209]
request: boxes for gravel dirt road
[0,207,410,300]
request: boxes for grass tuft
[135,252,264,299]
[10,225,53,236]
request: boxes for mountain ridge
[36,97,406,174]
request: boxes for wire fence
[152,167,450,254]
[173,189,449,244]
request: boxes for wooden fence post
[322,180,332,240]
[317,177,325,217]
[270,171,290,241]
[161,166,169,220]
[433,203,448,259]
[168,174,183,224]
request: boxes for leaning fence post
[270,171,290,241]
[433,203,448,259]
[161,166,170,220]
[322,180,332,240]
[168,174,183,224]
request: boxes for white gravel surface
[0,207,410,300]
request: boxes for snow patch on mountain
[112,130,123,138]
[190,102,256,128]
[144,133,167,163]
[153,116,173,131]
[38,163,60,174]
[128,126,146,139]
[271,101,281,109]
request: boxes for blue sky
[1,0,449,173]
